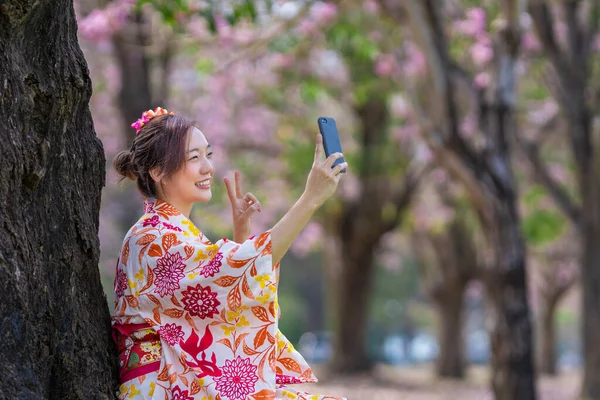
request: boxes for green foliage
[523,184,547,207]
[136,0,189,25]
[522,184,567,246]
[522,209,567,246]
[195,58,215,74]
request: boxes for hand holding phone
[317,117,346,173]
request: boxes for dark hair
[113,114,196,198]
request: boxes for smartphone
[317,116,346,173]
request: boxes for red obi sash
[113,323,161,383]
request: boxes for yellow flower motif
[254,274,271,289]
[201,395,213,400]
[226,311,240,322]
[268,284,277,293]
[127,279,138,289]
[134,290,140,297]
[197,378,205,387]
[281,390,298,399]
[194,250,209,262]
[128,384,141,398]
[221,325,235,336]
[182,220,200,237]
[148,382,155,396]
[134,269,144,280]
[188,272,199,279]
[287,341,295,353]
[236,316,250,327]
[277,339,287,351]
[206,244,219,254]
[257,293,271,304]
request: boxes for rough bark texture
[331,97,420,374]
[0,1,117,399]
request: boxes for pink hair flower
[130,106,175,134]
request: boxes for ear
[149,167,165,183]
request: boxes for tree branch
[381,163,427,233]
[515,123,582,223]
[528,1,573,95]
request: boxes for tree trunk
[537,300,557,375]
[486,205,536,400]
[0,1,117,399]
[332,245,376,373]
[434,288,466,378]
[581,181,600,397]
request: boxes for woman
[111,107,348,400]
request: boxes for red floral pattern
[214,357,258,400]
[158,323,185,346]
[154,251,186,297]
[115,270,127,298]
[171,385,193,400]
[200,252,223,278]
[181,284,221,319]
[142,215,160,227]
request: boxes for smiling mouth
[195,179,211,189]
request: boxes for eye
[189,155,199,161]
[207,152,214,157]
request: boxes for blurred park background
[75,0,599,398]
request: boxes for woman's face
[160,127,214,207]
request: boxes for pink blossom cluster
[78,0,135,43]
[453,8,494,74]
[296,2,338,37]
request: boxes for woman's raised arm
[270,134,347,265]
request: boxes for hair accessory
[131,107,175,135]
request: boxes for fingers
[241,202,261,219]
[314,134,325,164]
[324,153,344,169]
[223,176,237,205]
[234,170,243,199]
[332,162,348,177]
[244,193,262,212]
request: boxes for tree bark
[434,289,466,378]
[421,216,478,379]
[485,204,536,400]
[0,1,117,399]
[527,2,600,395]
[537,300,558,375]
[580,183,600,396]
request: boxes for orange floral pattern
[112,198,347,399]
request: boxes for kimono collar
[142,198,203,238]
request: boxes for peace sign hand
[224,171,262,243]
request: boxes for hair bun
[113,150,136,181]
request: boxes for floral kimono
[112,198,346,400]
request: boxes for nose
[200,157,214,176]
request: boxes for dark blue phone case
[317,117,346,173]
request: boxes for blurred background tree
[69,0,600,399]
